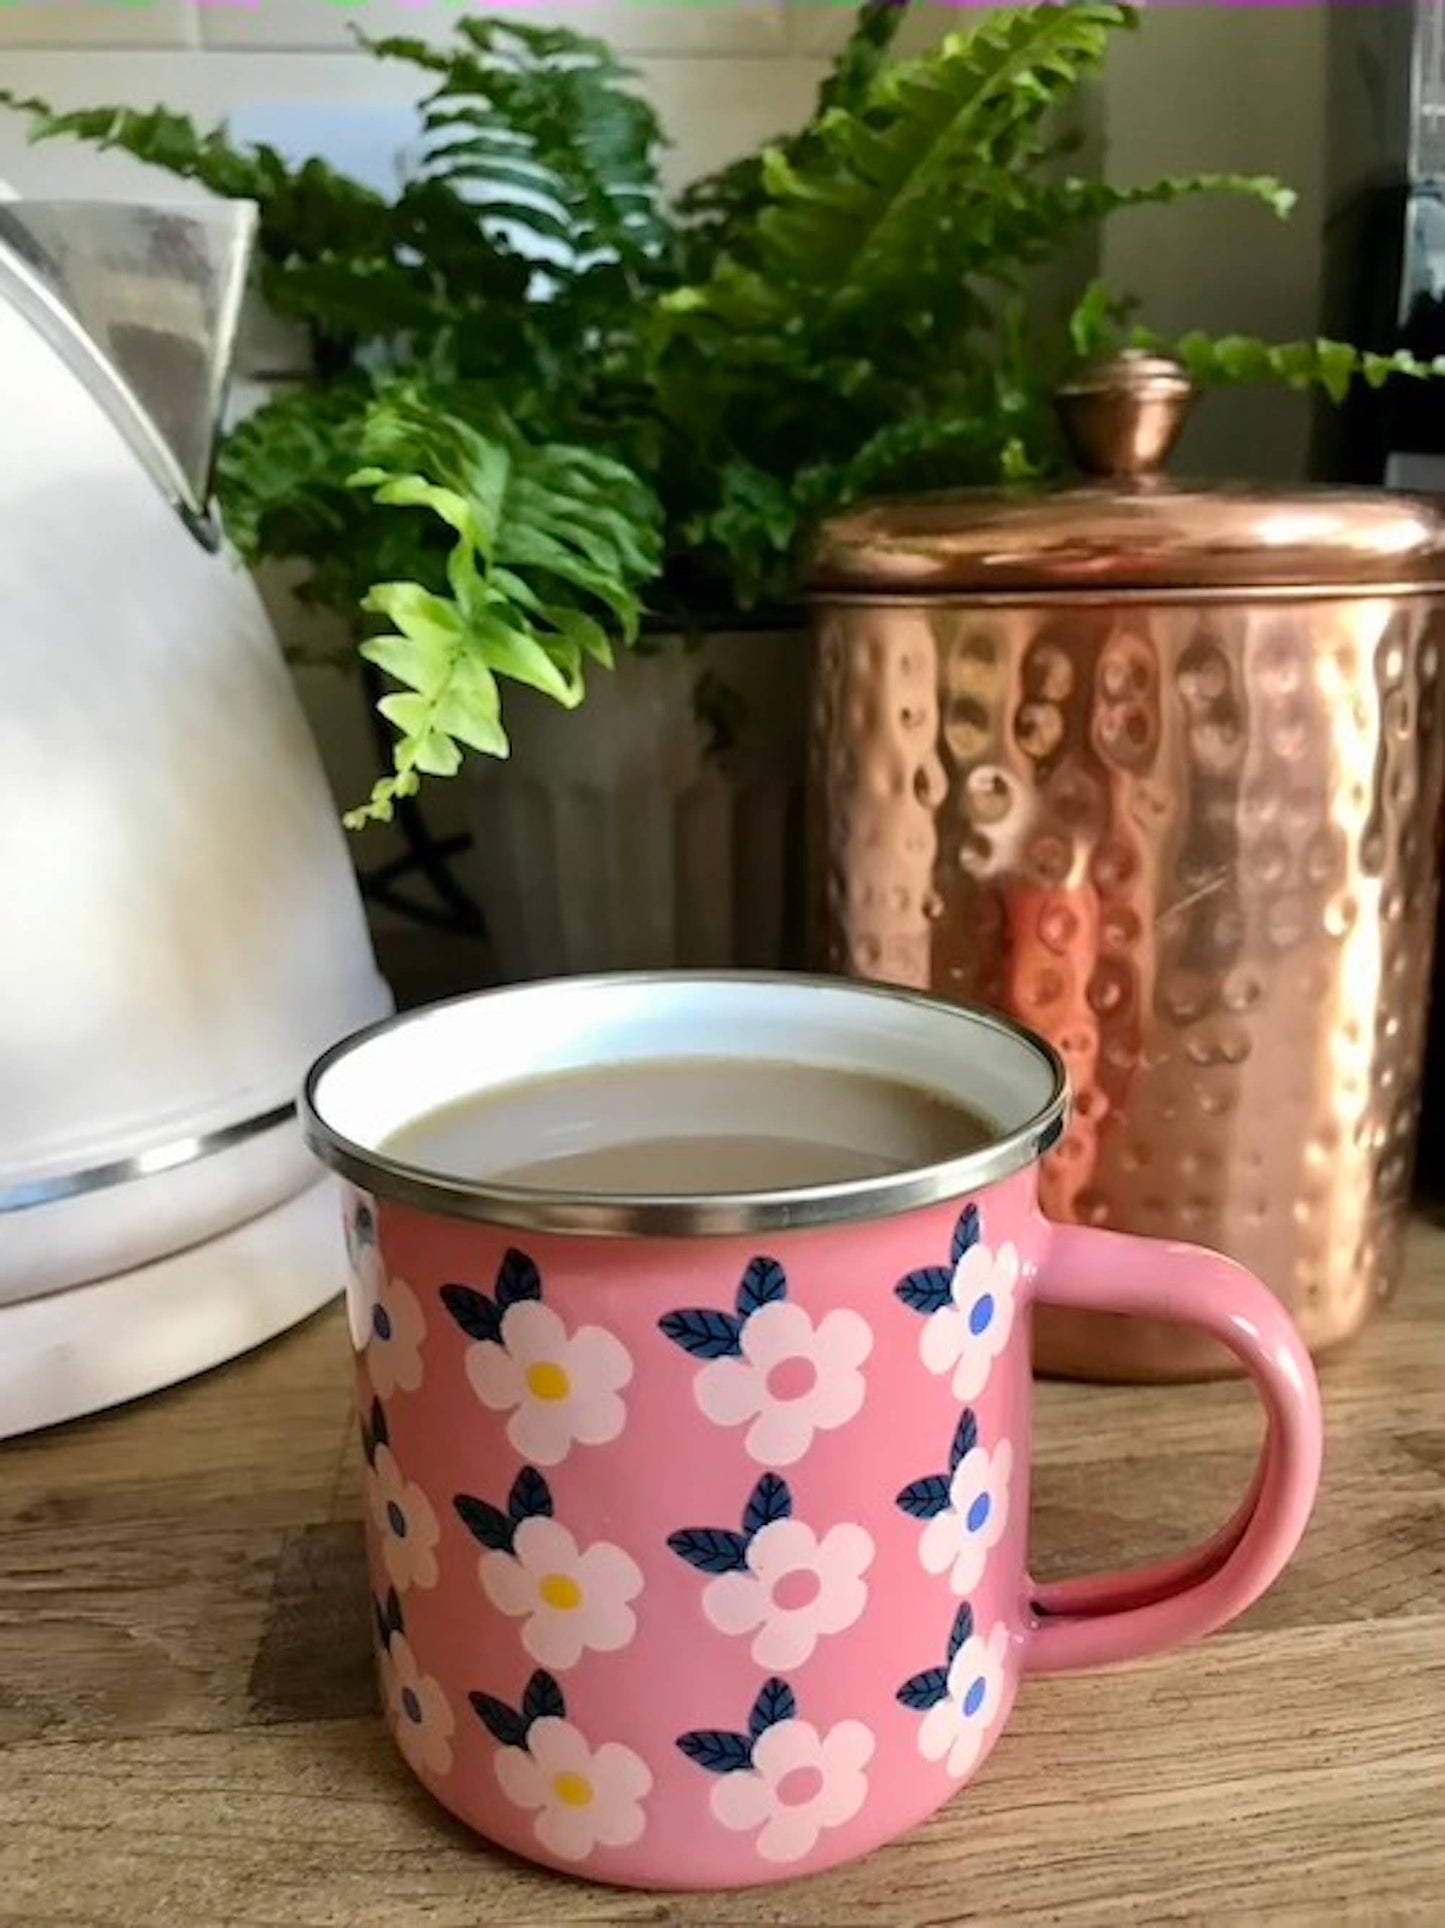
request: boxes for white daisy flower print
[476,1673,651,1865]
[360,1403,440,1594]
[670,1473,872,1670]
[365,1273,427,1398]
[661,1257,871,1468]
[678,1680,873,1867]
[897,1410,1012,1597]
[442,1250,632,1468]
[368,1444,441,1593]
[457,1469,642,1669]
[898,1605,1010,1781]
[380,1630,454,1780]
[343,1195,385,1354]
[896,1205,1020,1402]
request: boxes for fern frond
[368,18,670,282]
[1162,332,1445,405]
[669,2,1135,339]
[344,387,662,824]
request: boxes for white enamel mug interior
[302,973,1067,1238]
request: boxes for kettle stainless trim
[0,1101,298,1215]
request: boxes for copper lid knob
[1056,349,1195,480]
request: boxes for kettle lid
[809,351,1445,597]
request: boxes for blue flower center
[962,1677,987,1719]
[372,1304,393,1341]
[966,1492,991,1533]
[387,1501,408,1538]
[400,1686,422,1725]
[969,1293,995,1337]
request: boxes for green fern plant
[346,386,660,824]
[8,1,1445,821]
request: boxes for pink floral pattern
[897,1605,1010,1782]
[382,1631,454,1779]
[695,1301,872,1466]
[711,1717,875,1865]
[896,1205,1019,1402]
[704,1517,873,1669]
[365,1274,427,1398]
[679,1680,874,1867]
[442,1254,632,1467]
[367,1441,441,1593]
[343,1195,384,1354]
[474,1670,652,1864]
[481,1516,643,1670]
[495,1717,652,1862]
[897,1410,1012,1599]
[662,1258,873,1468]
[918,1622,1010,1778]
[919,1440,1012,1597]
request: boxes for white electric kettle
[0,201,392,1435]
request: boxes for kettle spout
[0,199,257,539]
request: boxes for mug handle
[1024,1223,1324,1675]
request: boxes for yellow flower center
[539,1573,583,1612]
[526,1361,570,1402]
[552,1772,594,1808]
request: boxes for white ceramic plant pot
[464,628,808,979]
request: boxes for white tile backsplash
[635,54,825,189]
[785,0,954,59]
[199,1,789,58]
[0,50,427,201]
[0,1,199,49]
[0,45,825,199]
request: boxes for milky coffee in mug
[384,1058,997,1197]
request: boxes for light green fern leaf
[344,387,662,826]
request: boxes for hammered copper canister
[807,351,1445,1379]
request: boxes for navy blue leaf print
[522,1670,566,1724]
[736,1255,787,1318]
[896,1667,950,1711]
[950,1410,978,1474]
[454,1494,515,1553]
[508,1467,553,1523]
[376,1589,404,1645]
[373,1588,403,1650]
[742,1473,792,1536]
[894,1266,953,1315]
[951,1204,980,1266]
[495,1247,542,1310]
[359,1396,388,1466]
[658,1307,744,1358]
[749,1678,797,1739]
[470,1692,530,1749]
[948,1603,975,1664]
[667,1527,752,1574]
[440,1283,501,1344]
[896,1475,952,1519]
[676,1729,755,1774]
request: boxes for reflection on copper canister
[810,594,1445,1377]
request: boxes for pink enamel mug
[302,974,1323,1890]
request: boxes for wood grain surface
[2,1224,1443,1927]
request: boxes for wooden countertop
[3,1226,1443,1927]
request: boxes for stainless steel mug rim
[300,973,1069,1239]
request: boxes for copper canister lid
[809,351,1445,597]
